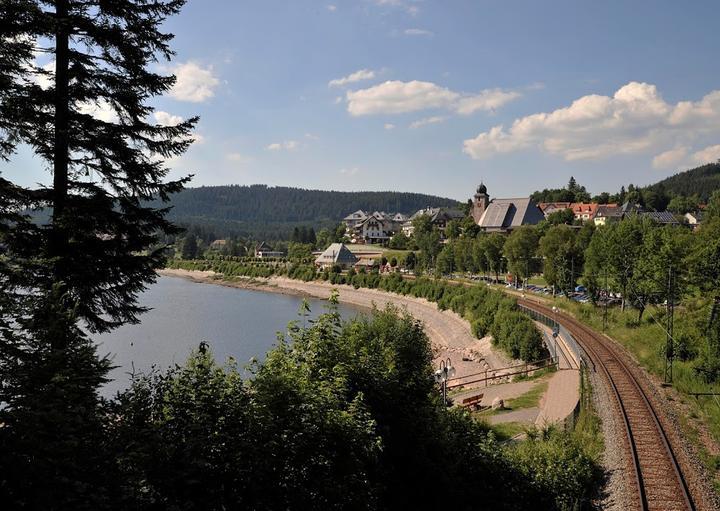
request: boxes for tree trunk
[53,0,70,226]
[50,0,71,348]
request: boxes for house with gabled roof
[315,243,358,269]
[343,210,368,230]
[538,202,572,217]
[685,211,702,228]
[402,207,465,237]
[255,241,284,258]
[593,204,623,226]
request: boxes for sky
[4,0,720,201]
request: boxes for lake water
[96,276,364,395]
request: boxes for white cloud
[455,89,521,115]
[35,60,55,90]
[334,96,344,104]
[345,80,520,116]
[326,4,337,11]
[463,82,720,164]
[652,147,689,170]
[693,144,720,164]
[404,28,433,37]
[169,61,220,103]
[226,152,247,162]
[266,140,299,151]
[384,123,396,130]
[78,100,118,123]
[409,116,446,129]
[348,81,455,115]
[154,111,184,126]
[373,0,419,15]
[339,167,360,176]
[152,111,205,144]
[329,69,376,88]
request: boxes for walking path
[535,370,580,426]
[535,323,580,426]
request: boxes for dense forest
[163,184,461,240]
[531,163,720,213]
[644,162,720,201]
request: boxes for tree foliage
[0,1,195,506]
[108,305,594,510]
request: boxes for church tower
[472,182,490,223]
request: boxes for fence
[446,357,556,389]
[518,304,593,371]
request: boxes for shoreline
[158,268,517,377]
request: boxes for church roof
[477,197,544,230]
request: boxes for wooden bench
[460,393,485,411]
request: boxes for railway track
[518,298,696,511]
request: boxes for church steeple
[472,182,490,223]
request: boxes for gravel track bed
[605,336,720,511]
[590,367,633,510]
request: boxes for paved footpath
[535,369,580,426]
[535,323,580,426]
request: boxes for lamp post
[434,358,456,406]
[551,306,560,365]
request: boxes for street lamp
[434,358,456,406]
[551,306,559,365]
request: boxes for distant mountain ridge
[645,162,720,201]
[166,184,461,240]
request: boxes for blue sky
[5,0,720,201]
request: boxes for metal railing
[519,304,592,370]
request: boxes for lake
[96,276,364,395]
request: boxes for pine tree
[182,235,198,260]
[1,0,197,334]
[0,0,194,505]
[0,288,116,509]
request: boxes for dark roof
[620,201,643,214]
[476,182,487,195]
[642,211,679,225]
[596,204,622,217]
[477,197,544,230]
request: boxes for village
[253,181,705,275]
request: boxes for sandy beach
[158,268,517,377]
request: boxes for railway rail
[518,298,696,511]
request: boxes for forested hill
[165,184,461,240]
[646,162,720,201]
